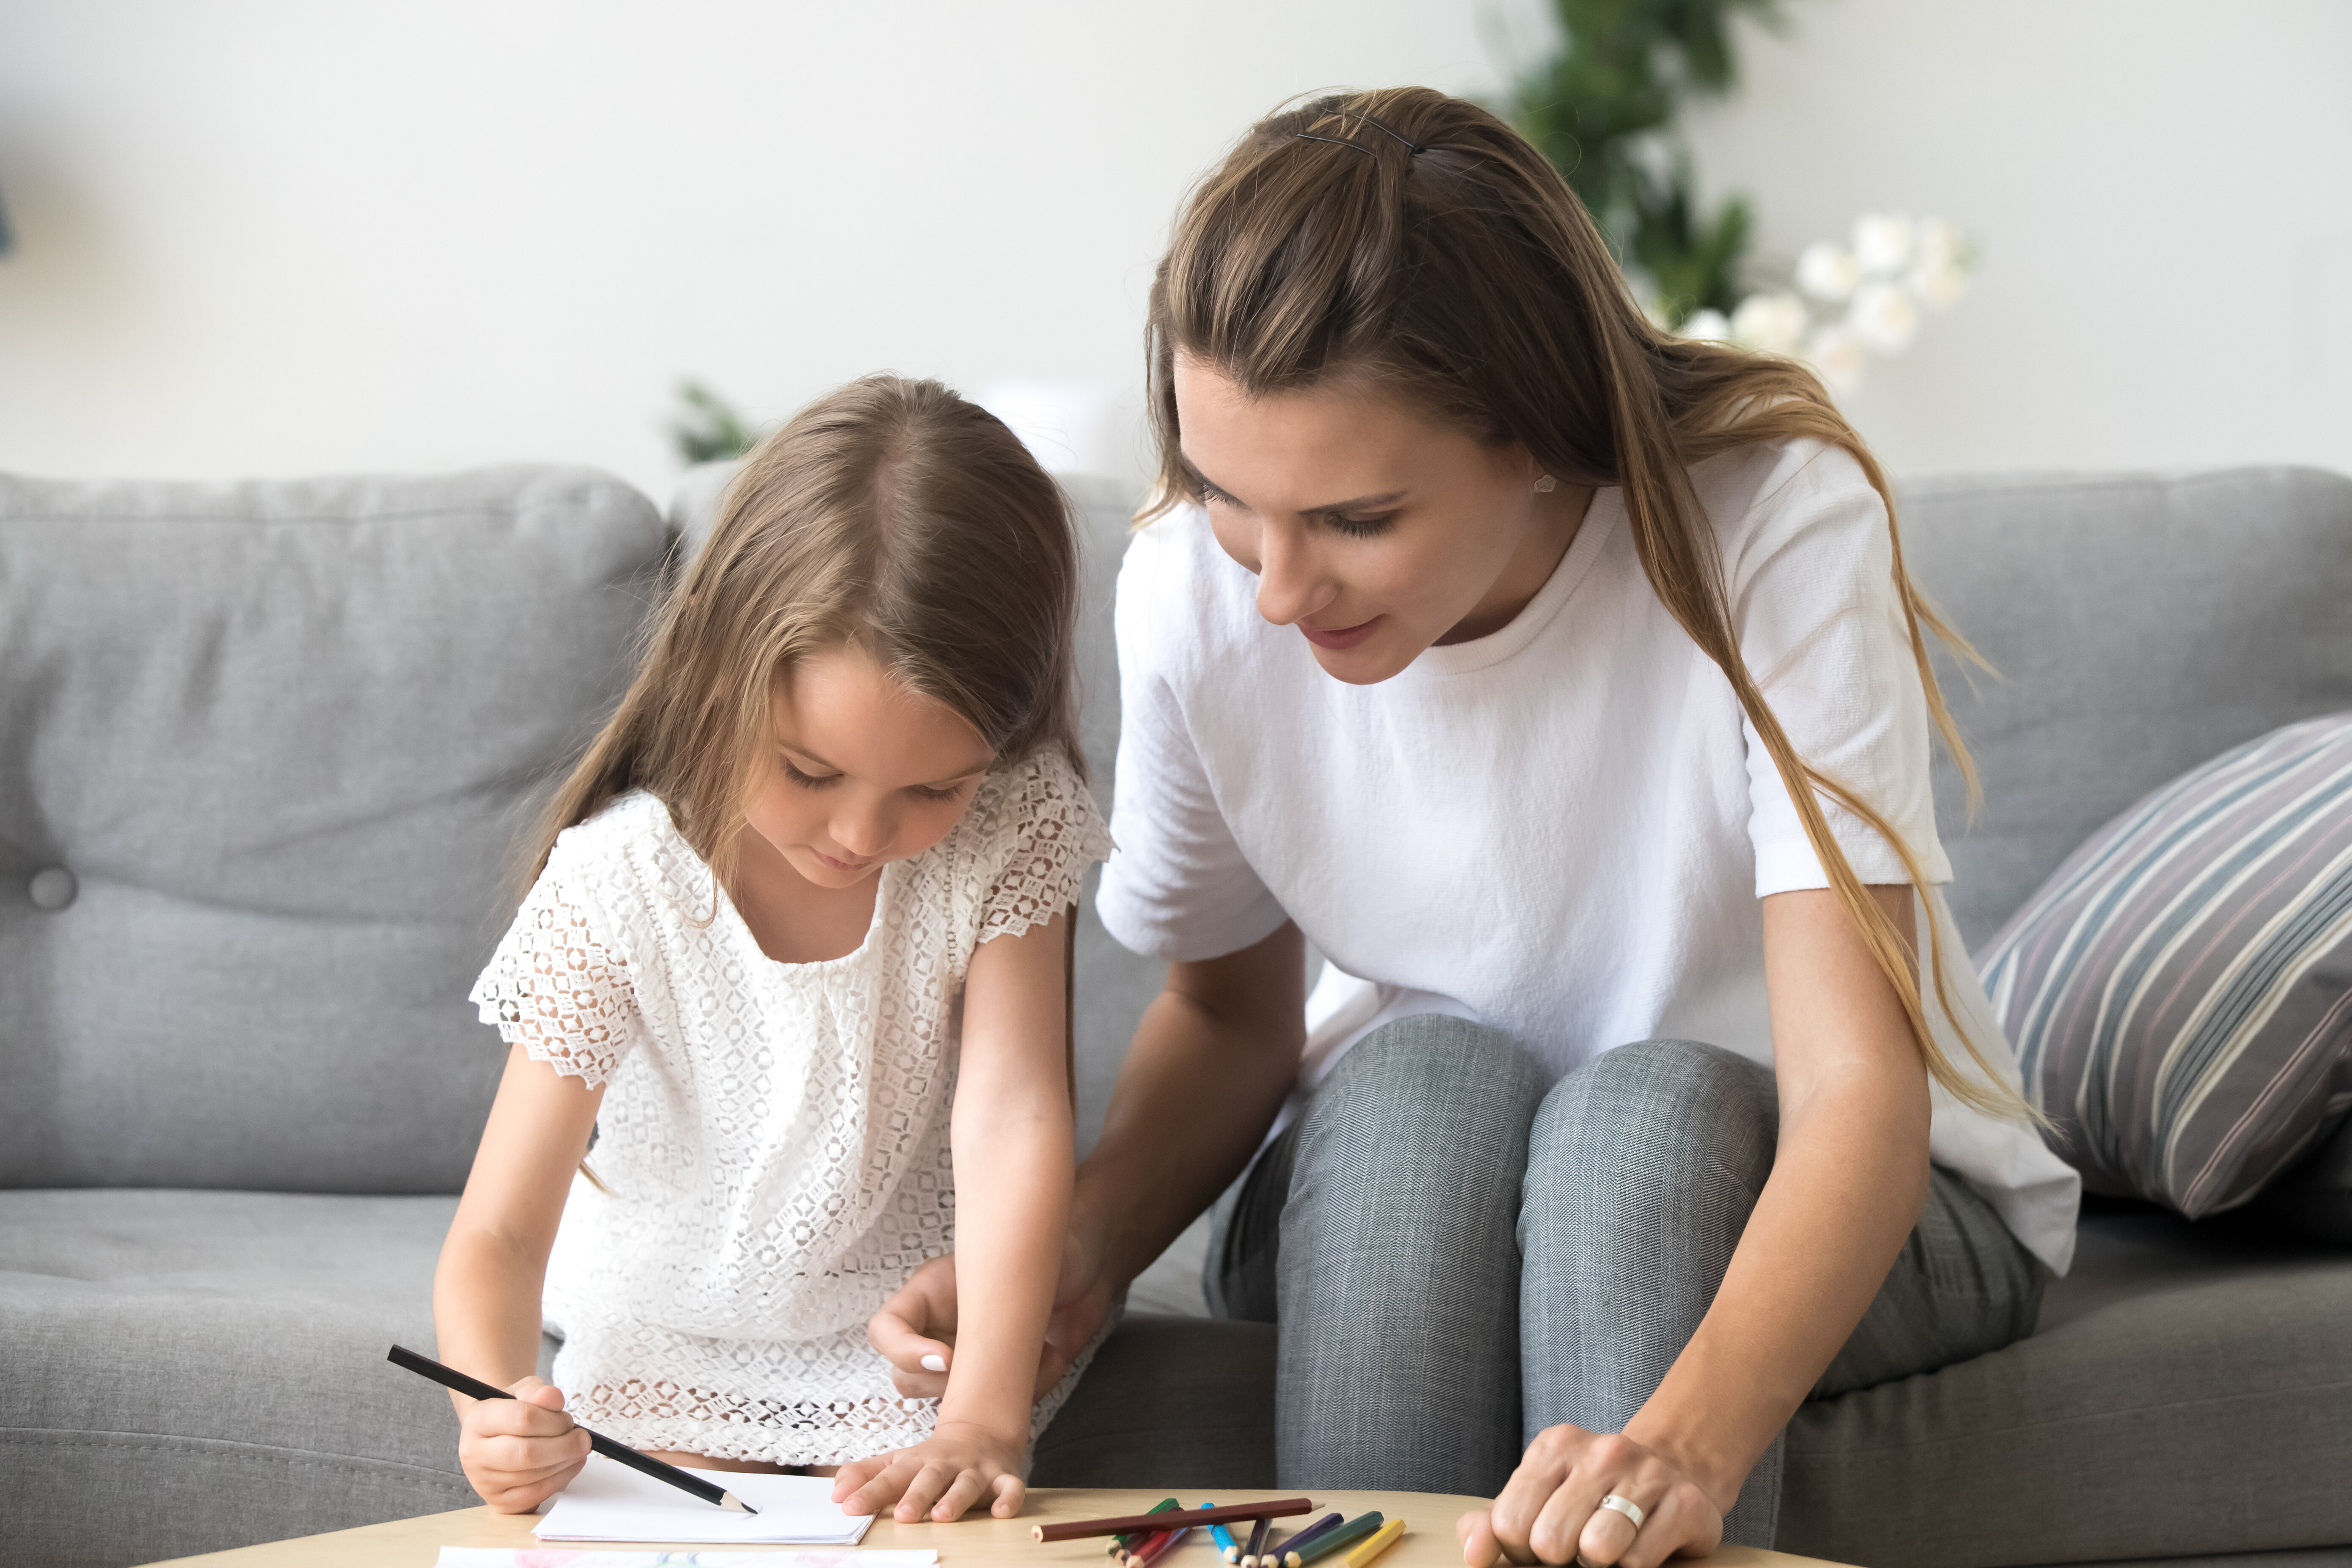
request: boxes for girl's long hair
[528,374,1084,890]
[1146,87,2021,1118]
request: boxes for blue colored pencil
[1211,1519,1245,1561]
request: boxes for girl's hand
[1456,1424,1723,1568]
[455,1375,594,1514]
[828,1419,1028,1522]
[868,1230,1115,1400]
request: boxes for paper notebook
[533,1455,878,1544]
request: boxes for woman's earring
[1533,474,1558,493]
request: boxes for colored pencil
[1242,1516,1272,1568]
[1121,1529,1175,1565]
[1212,1520,1244,1561]
[1035,1500,1316,1543]
[1130,1527,1192,1568]
[1341,1518,1405,1568]
[1112,1499,1181,1558]
[385,1344,756,1515]
[1270,1512,1345,1565]
[1289,1513,1384,1568]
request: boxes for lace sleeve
[469,853,647,1089]
[977,749,1116,945]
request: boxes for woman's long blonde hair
[1146,88,2021,1117]
[528,374,1084,890]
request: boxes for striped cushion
[1978,713,2352,1218]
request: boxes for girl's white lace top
[469,748,1112,1466]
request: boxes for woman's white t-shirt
[1095,437,2080,1273]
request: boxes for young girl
[432,375,1111,1524]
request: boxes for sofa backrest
[0,468,669,1192]
[1900,466,2352,948]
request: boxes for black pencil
[388,1343,758,1514]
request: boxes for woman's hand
[455,1375,593,1514]
[1456,1424,1723,1568]
[867,1229,1116,1400]
[829,1419,1028,1521]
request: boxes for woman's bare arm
[1466,885,1931,1568]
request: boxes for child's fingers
[893,1459,959,1523]
[927,1467,989,1522]
[839,1455,920,1518]
[989,1472,1026,1518]
[1456,1509,1503,1568]
[830,1455,886,1506]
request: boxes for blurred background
[2,0,2347,502]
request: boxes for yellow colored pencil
[1341,1519,1405,1568]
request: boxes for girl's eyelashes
[1323,513,1394,538]
[781,758,841,791]
[783,755,967,803]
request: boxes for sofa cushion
[1900,467,2352,948]
[1777,1205,2352,1568]
[1978,713,2352,1217]
[0,1188,475,1568]
[0,468,669,1191]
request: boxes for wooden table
[142,1487,1854,1567]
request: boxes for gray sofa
[3,463,2347,1568]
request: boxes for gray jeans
[1205,1018,2044,1547]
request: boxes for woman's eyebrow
[1185,462,1405,517]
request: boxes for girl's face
[743,645,995,892]
[1173,355,1589,685]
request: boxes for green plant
[1504,0,1787,326]
[668,380,758,466]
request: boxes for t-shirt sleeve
[976,748,1117,945]
[1730,444,1954,898]
[1093,520,1291,961]
[468,835,650,1088]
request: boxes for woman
[874,87,2078,1567]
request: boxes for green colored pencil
[1290,1513,1385,1568]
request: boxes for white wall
[3,1,2346,499]
[0,0,1503,500]
[1680,0,2352,479]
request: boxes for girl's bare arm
[432,1044,604,1511]
[834,908,1078,1522]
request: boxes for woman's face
[1173,355,1587,685]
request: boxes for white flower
[1729,290,1808,354]
[1679,308,1732,342]
[1796,241,1861,302]
[1846,281,1920,354]
[1851,212,1913,275]
[1907,257,1971,309]
[1804,325,1867,394]
[1913,216,1966,269]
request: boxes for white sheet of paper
[443,1551,935,1567]
[533,1454,878,1544]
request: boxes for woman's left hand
[1456,1424,1724,1568]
